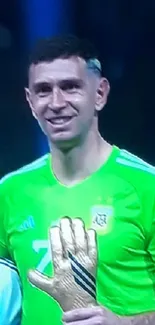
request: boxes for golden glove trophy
[28,217,97,311]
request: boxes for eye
[35,83,52,96]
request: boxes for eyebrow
[33,81,51,91]
[32,78,84,90]
[59,78,84,86]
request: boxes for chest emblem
[91,205,114,234]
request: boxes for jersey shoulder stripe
[120,150,155,168]
[116,149,155,175]
[0,154,49,185]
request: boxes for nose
[49,87,66,112]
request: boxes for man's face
[26,57,109,149]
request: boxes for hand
[62,307,129,325]
[28,217,98,311]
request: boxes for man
[0,35,155,324]
[0,258,22,325]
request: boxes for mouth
[47,116,74,126]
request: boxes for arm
[0,183,22,324]
[0,182,11,258]
[0,259,22,325]
[128,213,155,324]
[63,307,155,325]
[123,313,155,324]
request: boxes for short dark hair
[28,34,102,75]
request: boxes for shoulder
[0,154,49,194]
[114,147,155,189]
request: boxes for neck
[51,130,112,186]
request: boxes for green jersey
[1,146,155,323]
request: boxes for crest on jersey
[91,205,114,233]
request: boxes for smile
[48,116,74,126]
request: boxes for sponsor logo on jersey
[18,215,35,232]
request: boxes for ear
[25,87,37,119]
[95,78,110,112]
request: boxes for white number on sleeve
[32,240,51,273]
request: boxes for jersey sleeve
[0,259,22,325]
[147,214,155,263]
[0,182,10,258]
